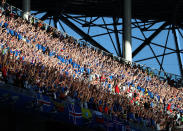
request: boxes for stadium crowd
[0,4,182,131]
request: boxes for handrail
[2,2,183,87]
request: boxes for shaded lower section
[0,104,97,131]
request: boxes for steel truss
[31,12,183,78]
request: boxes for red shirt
[99,106,103,112]
[115,85,120,94]
[19,57,23,61]
[100,76,105,82]
[167,103,171,110]
[130,100,133,104]
[104,106,108,114]
[2,66,7,77]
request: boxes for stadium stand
[0,2,182,131]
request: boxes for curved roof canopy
[9,0,183,26]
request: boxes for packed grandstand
[0,2,182,131]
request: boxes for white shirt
[157,123,161,130]
[128,92,132,98]
[122,86,126,91]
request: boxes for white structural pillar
[123,0,132,62]
[23,0,30,20]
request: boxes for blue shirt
[14,32,18,37]
[49,52,54,57]
[42,46,46,52]
[69,58,72,64]
[61,58,65,63]
[72,62,76,68]
[65,71,69,76]
[36,44,41,50]
[6,28,10,34]
[137,86,141,90]
[80,67,84,73]
[4,22,8,28]
[141,88,145,93]
[0,21,3,26]
[65,59,68,64]
[157,95,160,101]
[108,84,111,88]
[73,74,75,78]
[150,102,154,107]
[26,39,30,43]
[109,75,113,80]
[10,29,14,36]
[18,34,22,40]
[57,55,62,60]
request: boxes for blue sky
[33,12,182,78]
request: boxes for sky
[31,11,183,79]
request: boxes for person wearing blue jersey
[18,34,22,40]
[3,22,8,28]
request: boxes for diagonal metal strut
[113,17,122,57]
[172,26,183,77]
[132,22,169,57]
[59,15,110,53]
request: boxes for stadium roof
[9,0,183,26]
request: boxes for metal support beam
[102,17,119,56]
[132,22,168,58]
[177,29,183,39]
[134,51,176,63]
[69,16,117,33]
[123,0,132,61]
[113,17,122,57]
[40,13,50,21]
[59,15,110,53]
[48,18,51,25]
[87,17,99,25]
[53,17,58,28]
[159,26,170,71]
[172,27,183,77]
[58,20,66,32]
[23,0,30,20]
[85,17,92,43]
[90,32,114,38]
[148,44,165,72]
[132,35,176,52]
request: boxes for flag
[81,108,92,119]
[68,103,83,125]
[53,101,65,112]
[94,111,104,123]
[38,97,51,106]
[36,93,52,112]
